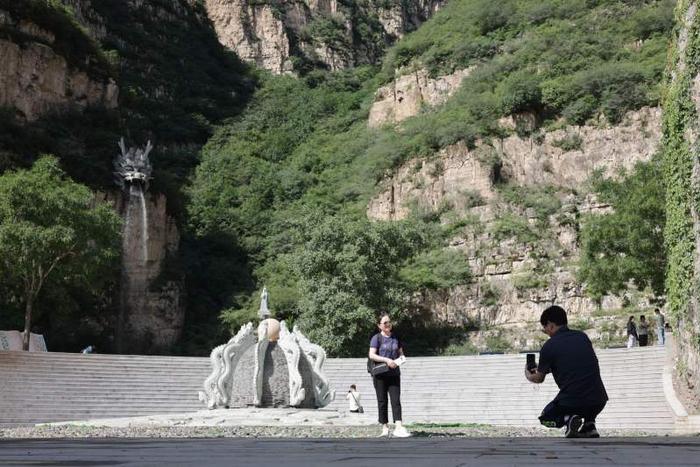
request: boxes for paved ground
[46,407,378,428]
[1,437,700,466]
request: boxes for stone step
[0,346,677,429]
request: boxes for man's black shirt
[537,326,608,406]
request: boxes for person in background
[369,313,410,438]
[638,315,649,347]
[346,384,363,413]
[655,308,666,345]
[626,316,638,349]
[525,305,608,438]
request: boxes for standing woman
[368,314,411,437]
[626,315,638,349]
[638,315,649,347]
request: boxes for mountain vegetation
[0,0,676,356]
[188,0,674,355]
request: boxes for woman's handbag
[350,392,364,413]
[366,358,390,376]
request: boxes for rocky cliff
[368,85,662,350]
[204,0,444,73]
[368,106,660,221]
[369,67,471,127]
[0,8,117,121]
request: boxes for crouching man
[525,305,608,438]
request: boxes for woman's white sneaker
[392,426,411,438]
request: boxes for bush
[562,96,597,125]
[552,133,583,151]
[490,213,539,243]
[474,0,516,35]
[498,185,562,220]
[480,282,501,307]
[461,190,486,209]
[499,71,542,114]
[399,248,471,290]
[513,273,549,292]
[485,332,512,353]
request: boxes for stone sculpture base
[0,331,47,351]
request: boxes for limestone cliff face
[0,9,117,121]
[368,106,661,336]
[368,106,660,221]
[369,68,472,127]
[204,0,444,73]
[205,0,293,73]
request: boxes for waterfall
[138,186,149,264]
[122,184,148,265]
[114,138,154,352]
[123,184,135,253]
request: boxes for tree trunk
[22,295,33,351]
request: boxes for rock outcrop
[0,9,117,121]
[369,67,472,127]
[368,107,661,340]
[203,0,444,73]
[368,107,661,221]
[100,191,185,354]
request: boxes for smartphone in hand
[526,353,537,372]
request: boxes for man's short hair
[540,305,567,326]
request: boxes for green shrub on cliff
[381,0,673,125]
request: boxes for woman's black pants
[373,373,402,424]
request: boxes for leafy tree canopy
[0,156,121,349]
[578,158,666,301]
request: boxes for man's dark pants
[539,399,607,428]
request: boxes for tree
[578,159,666,301]
[0,156,121,350]
[291,216,425,357]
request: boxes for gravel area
[0,424,666,439]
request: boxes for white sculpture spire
[259,286,270,319]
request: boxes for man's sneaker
[578,423,600,438]
[392,426,411,438]
[564,415,582,438]
[378,426,390,437]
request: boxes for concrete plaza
[1,437,699,466]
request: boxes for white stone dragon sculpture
[198,322,255,409]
